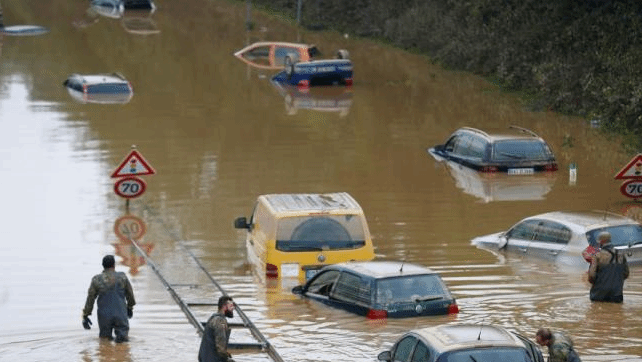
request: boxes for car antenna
[477,322,484,340]
[399,260,404,273]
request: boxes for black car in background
[292,261,459,319]
[428,126,558,174]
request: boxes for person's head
[535,328,552,347]
[102,255,115,269]
[597,231,611,246]
[218,295,234,318]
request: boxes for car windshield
[492,140,551,161]
[275,215,366,252]
[586,224,642,247]
[438,347,531,362]
[376,274,446,304]
[87,83,131,94]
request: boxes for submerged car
[471,210,642,266]
[378,323,544,362]
[234,41,320,70]
[428,126,558,174]
[234,193,375,283]
[291,261,459,319]
[63,73,133,104]
[272,49,352,87]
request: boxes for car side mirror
[292,285,304,295]
[234,217,249,229]
[377,351,391,361]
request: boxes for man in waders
[588,231,629,303]
[535,328,582,362]
[82,255,136,342]
[198,295,235,362]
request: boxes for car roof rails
[460,127,490,138]
[509,125,540,138]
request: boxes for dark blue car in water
[272,50,353,87]
[292,261,459,319]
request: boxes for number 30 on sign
[114,176,147,199]
[620,179,642,199]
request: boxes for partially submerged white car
[471,210,642,266]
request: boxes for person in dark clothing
[198,295,235,362]
[82,255,136,343]
[588,231,629,303]
[535,328,582,362]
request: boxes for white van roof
[260,192,363,215]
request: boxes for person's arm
[82,277,99,317]
[124,276,136,310]
[623,255,629,280]
[214,318,229,360]
[587,258,598,284]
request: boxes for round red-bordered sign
[114,176,147,199]
[620,179,642,199]
[113,215,147,240]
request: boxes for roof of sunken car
[411,324,525,352]
[524,210,637,229]
[330,261,436,278]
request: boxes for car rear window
[86,83,131,94]
[586,224,642,248]
[492,140,551,161]
[438,347,531,362]
[276,215,366,252]
[375,275,447,304]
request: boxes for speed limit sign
[620,179,642,199]
[114,176,147,199]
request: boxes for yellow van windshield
[276,215,366,252]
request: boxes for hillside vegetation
[241,0,642,148]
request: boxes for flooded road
[1,0,641,361]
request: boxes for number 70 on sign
[620,179,642,199]
[114,176,147,199]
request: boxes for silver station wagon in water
[428,126,558,174]
[292,261,459,319]
[378,323,544,362]
[472,210,642,266]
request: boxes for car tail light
[266,263,278,278]
[480,166,498,173]
[128,82,133,92]
[366,309,388,319]
[82,84,88,94]
[297,80,310,88]
[447,303,460,314]
[545,163,558,171]
[345,78,353,86]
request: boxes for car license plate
[281,263,299,278]
[305,268,319,280]
[508,168,534,175]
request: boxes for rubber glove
[82,316,92,330]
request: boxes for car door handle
[548,250,559,255]
[519,248,527,253]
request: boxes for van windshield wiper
[469,355,479,362]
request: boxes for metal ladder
[125,207,284,362]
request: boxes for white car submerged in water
[471,210,642,266]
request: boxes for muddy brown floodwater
[0,0,641,361]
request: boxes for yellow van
[234,192,375,282]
